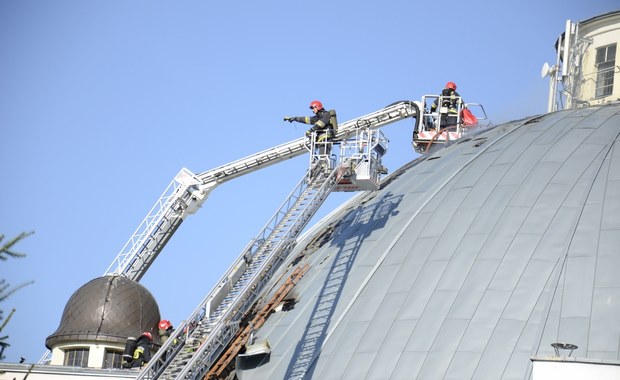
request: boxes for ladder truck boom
[194,100,420,185]
[104,101,420,282]
[103,168,204,282]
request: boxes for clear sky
[1,0,617,364]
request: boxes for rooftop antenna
[561,20,573,78]
[541,62,559,113]
[561,20,579,108]
[543,19,575,113]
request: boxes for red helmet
[158,320,172,330]
[445,81,457,90]
[309,100,323,110]
[142,332,153,341]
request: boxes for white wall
[532,358,620,380]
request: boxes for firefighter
[131,332,153,368]
[430,82,463,129]
[284,100,335,156]
[158,319,176,345]
[157,319,179,364]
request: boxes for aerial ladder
[37,95,487,367]
[118,98,486,379]
[126,102,418,380]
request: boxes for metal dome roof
[45,275,160,349]
[235,103,620,379]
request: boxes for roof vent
[551,342,578,357]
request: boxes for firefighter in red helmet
[430,81,463,128]
[131,332,153,368]
[158,319,176,345]
[283,100,336,156]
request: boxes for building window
[103,349,123,369]
[64,348,89,367]
[594,43,616,98]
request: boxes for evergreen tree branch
[0,231,34,260]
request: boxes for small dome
[46,275,160,349]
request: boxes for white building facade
[545,11,620,111]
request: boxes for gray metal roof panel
[459,290,511,353]
[445,351,482,380]
[475,319,526,379]
[468,183,518,235]
[365,319,415,378]
[596,253,620,287]
[388,241,432,293]
[405,290,459,352]
[602,177,620,228]
[416,318,470,378]
[398,260,448,322]
[491,235,542,291]
[341,352,375,380]
[448,258,500,319]
[436,232,485,292]
[590,288,620,354]
[503,259,555,321]
[478,206,530,260]
[391,351,429,379]
[356,292,409,353]
[600,229,620,258]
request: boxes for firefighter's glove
[306,126,318,136]
[283,116,295,123]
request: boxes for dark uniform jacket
[431,88,461,112]
[294,109,334,142]
[131,336,151,368]
[431,88,462,128]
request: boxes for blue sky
[1,1,617,364]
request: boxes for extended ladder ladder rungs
[207,264,310,379]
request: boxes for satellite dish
[541,62,551,78]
